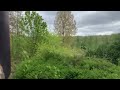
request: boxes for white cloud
[38,11,120,36]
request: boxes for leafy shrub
[34,41,85,67]
[94,44,109,58]
[77,58,120,79]
[87,36,120,65]
[106,38,120,65]
[60,68,80,79]
[76,34,120,65]
[86,49,96,57]
[13,35,86,79]
[14,59,62,79]
[79,57,115,70]
[14,56,120,79]
[95,43,120,65]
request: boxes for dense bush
[13,32,120,79]
[80,34,120,65]
[13,34,86,79]
[76,58,120,79]
[14,60,61,79]
[94,37,120,65]
[79,57,115,70]
[14,56,120,79]
[107,37,120,65]
[33,35,85,66]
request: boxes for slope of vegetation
[10,11,120,79]
[13,32,120,79]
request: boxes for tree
[9,11,22,35]
[19,11,48,57]
[9,11,23,62]
[54,11,77,46]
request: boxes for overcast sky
[38,11,120,36]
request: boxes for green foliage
[10,11,49,78]
[107,37,120,64]
[11,11,49,62]
[13,60,61,79]
[93,36,120,65]
[11,35,29,62]
[19,11,48,57]
[14,57,120,79]
[13,34,85,79]
[79,57,115,70]
[34,39,85,67]
[75,34,120,65]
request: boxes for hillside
[11,33,120,79]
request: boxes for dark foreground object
[0,11,11,79]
